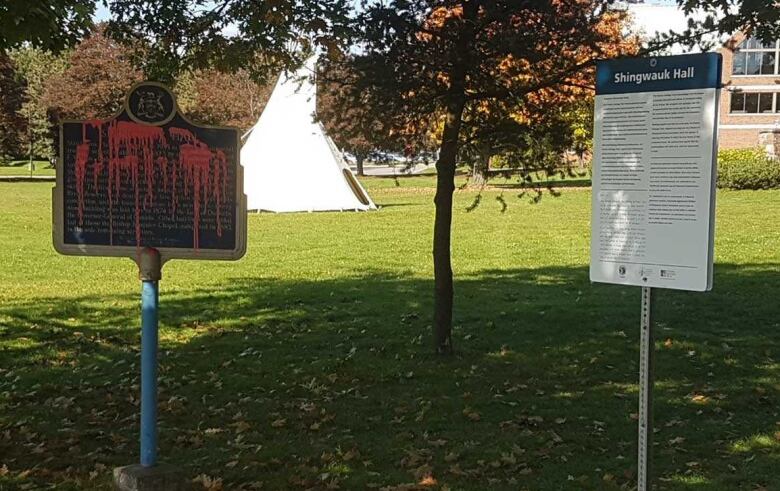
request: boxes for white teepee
[240,60,376,213]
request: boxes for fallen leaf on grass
[233,420,251,433]
[342,449,360,461]
[418,474,437,486]
[463,408,481,421]
[193,474,223,490]
[500,452,516,465]
[690,394,710,405]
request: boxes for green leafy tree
[106,0,356,83]
[567,101,594,170]
[0,0,95,52]
[9,47,69,161]
[317,63,418,176]
[663,0,779,49]
[0,52,26,161]
[317,64,374,176]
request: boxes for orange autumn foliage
[418,3,638,128]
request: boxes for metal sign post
[637,286,655,491]
[139,248,162,468]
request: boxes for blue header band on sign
[596,53,722,95]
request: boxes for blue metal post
[140,279,159,467]
[138,247,162,468]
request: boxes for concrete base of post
[113,464,185,491]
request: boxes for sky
[629,4,694,40]
[94,3,109,22]
[628,2,729,53]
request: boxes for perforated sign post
[53,81,246,486]
[589,53,721,491]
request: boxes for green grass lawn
[0,161,55,176]
[0,180,778,490]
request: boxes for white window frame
[731,38,779,77]
[728,90,780,115]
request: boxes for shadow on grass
[0,264,778,490]
[374,203,418,208]
[486,178,592,189]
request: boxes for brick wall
[719,128,763,148]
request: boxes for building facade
[719,33,780,152]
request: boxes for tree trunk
[432,102,464,354]
[431,0,476,354]
[470,149,490,187]
[356,155,365,176]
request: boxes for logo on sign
[126,83,176,125]
[135,91,165,120]
[618,265,626,277]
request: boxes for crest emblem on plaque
[126,83,176,125]
[135,91,165,120]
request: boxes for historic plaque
[589,53,721,292]
[53,82,247,261]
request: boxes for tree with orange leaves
[42,26,143,121]
[175,68,274,131]
[462,7,638,184]
[327,1,643,354]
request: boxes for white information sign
[590,53,722,291]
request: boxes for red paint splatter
[74,120,105,226]
[179,143,213,250]
[75,143,90,226]
[75,120,230,249]
[213,150,227,237]
[169,127,197,143]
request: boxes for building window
[759,93,774,113]
[732,37,779,76]
[730,91,780,113]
